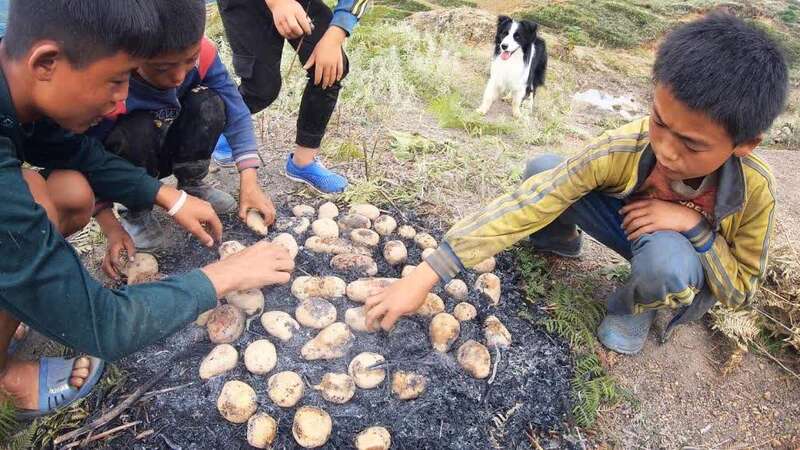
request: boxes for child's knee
[47,170,95,228]
[631,232,703,289]
[21,169,59,224]
[523,154,563,180]
[185,87,226,133]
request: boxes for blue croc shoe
[285,153,348,194]
[597,310,656,355]
[212,135,235,168]
[16,356,105,419]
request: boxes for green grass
[428,0,477,7]
[429,94,512,137]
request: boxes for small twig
[438,420,444,439]
[63,421,141,449]
[487,345,501,385]
[135,429,155,440]
[575,427,587,450]
[752,341,800,382]
[377,187,409,223]
[362,140,370,181]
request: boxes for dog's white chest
[490,49,529,92]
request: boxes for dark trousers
[104,87,226,183]
[217,0,350,149]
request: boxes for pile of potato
[189,201,514,448]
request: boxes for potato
[195,309,212,326]
[350,203,381,220]
[272,233,299,259]
[473,256,497,274]
[318,201,339,220]
[373,215,397,236]
[415,293,445,317]
[475,273,501,305]
[350,228,380,247]
[391,371,427,400]
[330,254,378,277]
[445,279,468,300]
[268,371,305,407]
[383,240,407,266]
[275,217,311,235]
[219,240,245,260]
[261,310,300,342]
[338,213,371,233]
[348,352,386,389]
[397,225,416,239]
[414,233,437,250]
[247,412,278,449]
[226,288,264,316]
[484,315,512,348]
[457,340,491,379]
[295,298,337,329]
[301,322,354,360]
[125,253,159,285]
[246,209,269,236]
[305,236,371,256]
[344,306,372,333]
[314,373,356,404]
[217,380,257,423]
[401,265,416,278]
[430,313,460,352]
[199,344,238,380]
[292,204,316,218]
[292,406,332,449]
[244,339,277,375]
[355,426,392,450]
[312,218,339,238]
[346,278,398,303]
[421,248,435,260]
[453,302,477,322]
[207,305,246,344]
[291,276,346,301]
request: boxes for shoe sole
[536,247,582,259]
[284,171,344,194]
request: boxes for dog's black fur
[495,15,548,99]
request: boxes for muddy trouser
[103,87,226,213]
[216,0,350,149]
[524,154,717,338]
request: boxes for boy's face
[137,42,202,90]
[649,84,759,181]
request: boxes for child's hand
[365,263,440,331]
[238,169,276,226]
[202,241,295,298]
[172,196,224,247]
[267,0,312,39]
[621,198,704,241]
[304,27,346,89]
[95,208,136,280]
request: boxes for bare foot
[0,356,92,410]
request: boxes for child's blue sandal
[16,356,105,419]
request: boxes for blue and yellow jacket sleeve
[330,0,371,35]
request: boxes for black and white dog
[477,16,547,118]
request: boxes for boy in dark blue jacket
[89,0,276,258]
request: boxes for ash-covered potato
[292,406,333,449]
[295,298,337,329]
[373,215,397,236]
[414,232,437,250]
[261,310,300,342]
[207,304,246,344]
[195,309,212,326]
[348,352,386,389]
[415,293,445,317]
[219,240,246,260]
[125,253,159,285]
[244,339,277,375]
[351,228,380,248]
[305,236,371,255]
[344,306,372,332]
[391,371,427,400]
[217,380,257,423]
[313,373,356,404]
[457,340,491,379]
[291,276,346,301]
[318,201,339,220]
[226,288,264,316]
[429,312,460,352]
[272,233,299,259]
[247,412,278,449]
[301,322,354,360]
[338,213,372,233]
[484,315,512,348]
[397,225,416,239]
[421,248,435,260]
[355,426,392,450]
[330,253,378,277]
[453,302,477,322]
[350,203,381,220]
[292,204,316,218]
[268,371,305,407]
[383,240,407,266]
[401,265,416,278]
[312,218,339,238]
[275,216,311,235]
[475,273,501,305]
[199,344,238,380]
[246,209,269,236]
[346,278,398,303]
[445,279,468,300]
[473,256,496,273]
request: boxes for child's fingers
[380,311,401,331]
[620,207,648,228]
[102,254,118,280]
[303,53,315,71]
[206,214,224,243]
[337,57,344,81]
[314,63,324,86]
[365,301,388,325]
[297,12,312,35]
[188,222,215,247]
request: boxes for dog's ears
[497,15,512,27]
[520,20,539,35]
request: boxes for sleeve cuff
[683,219,715,253]
[235,154,262,172]
[181,269,219,314]
[330,12,358,35]
[423,241,464,284]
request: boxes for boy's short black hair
[3,0,162,69]
[653,13,789,145]
[153,0,207,55]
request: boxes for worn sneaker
[530,229,583,258]
[285,153,348,194]
[121,210,165,251]
[212,135,235,168]
[181,183,237,215]
[597,310,656,355]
